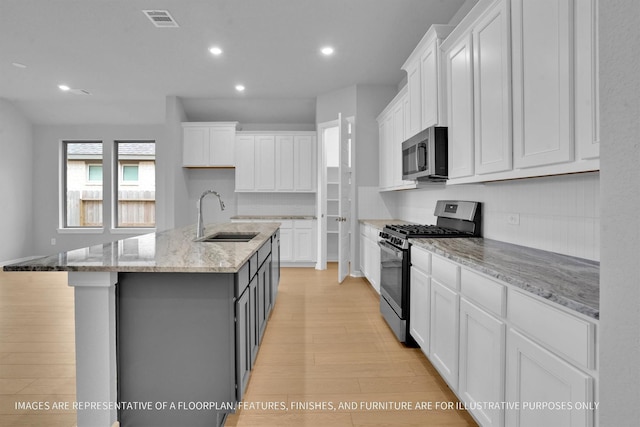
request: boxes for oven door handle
[378,240,404,259]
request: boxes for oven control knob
[379,232,389,239]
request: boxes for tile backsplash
[236,192,316,216]
[384,172,600,261]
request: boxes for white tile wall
[236,193,316,216]
[358,186,394,219]
[388,172,600,261]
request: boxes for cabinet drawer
[248,253,258,279]
[293,219,313,229]
[411,246,431,274]
[507,290,596,369]
[366,225,381,241]
[236,261,251,297]
[431,254,459,290]
[279,220,293,229]
[461,269,506,317]
[258,241,271,267]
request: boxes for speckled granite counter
[359,219,414,230]
[410,238,600,319]
[3,222,280,273]
[231,215,316,220]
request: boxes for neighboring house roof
[66,142,102,155]
[67,142,155,157]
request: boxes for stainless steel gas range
[378,200,481,345]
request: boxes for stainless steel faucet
[196,190,226,239]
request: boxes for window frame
[112,140,156,231]
[59,140,104,231]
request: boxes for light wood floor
[0,266,476,427]
[0,271,77,427]
[226,264,477,427]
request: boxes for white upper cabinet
[420,44,439,128]
[575,0,600,160]
[235,135,256,191]
[235,132,316,193]
[275,135,295,191]
[445,33,475,179]
[254,135,276,191]
[292,135,316,192]
[511,0,573,169]
[377,87,418,192]
[402,25,455,137]
[473,0,512,175]
[404,57,423,138]
[442,0,599,184]
[182,122,238,167]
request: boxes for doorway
[316,117,355,277]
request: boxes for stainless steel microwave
[401,126,448,181]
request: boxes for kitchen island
[3,222,281,427]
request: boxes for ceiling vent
[142,10,179,28]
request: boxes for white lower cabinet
[279,220,316,264]
[292,222,315,262]
[410,245,598,427]
[232,219,315,265]
[459,298,506,427]
[279,227,293,261]
[429,278,459,389]
[367,238,381,293]
[506,329,594,427]
[409,265,430,353]
[359,224,381,293]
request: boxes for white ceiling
[0,0,466,125]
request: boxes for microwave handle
[417,142,427,170]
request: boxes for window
[87,164,103,182]
[122,165,139,182]
[114,141,156,228]
[63,141,103,227]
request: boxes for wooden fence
[67,190,155,227]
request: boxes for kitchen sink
[197,232,259,243]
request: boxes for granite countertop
[359,219,415,230]
[3,222,280,274]
[231,215,316,220]
[410,238,600,319]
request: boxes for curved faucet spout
[196,190,226,239]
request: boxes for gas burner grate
[383,224,472,238]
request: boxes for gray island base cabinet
[3,222,280,427]
[117,243,275,426]
[117,273,236,427]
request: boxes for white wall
[0,99,34,262]
[164,96,189,230]
[389,173,600,261]
[31,124,164,254]
[599,0,640,424]
[184,169,237,226]
[354,85,397,220]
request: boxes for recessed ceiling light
[321,46,334,56]
[235,84,245,92]
[12,62,27,69]
[58,84,71,91]
[209,46,223,56]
